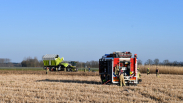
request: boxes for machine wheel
[126,81,130,86]
[67,68,70,72]
[51,67,55,71]
[58,66,61,71]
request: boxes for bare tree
[145,59,153,65]
[163,59,169,65]
[21,57,41,67]
[137,60,142,65]
[173,61,178,66]
[154,58,159,65]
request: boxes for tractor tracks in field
[126,87,163,102]
[152,88,183,101]
[127,86,183,102]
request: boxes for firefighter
[119,68,125,86]
[115,65,119,75]
[137,68,141,83]
[137,68,141,77]
[156,67,159,77]
[137,68,140,73]
[147,68,150,75]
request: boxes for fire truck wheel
[134,83,137,86]
[126,82,130,86]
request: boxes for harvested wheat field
[0,71,183,103]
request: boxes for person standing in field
[46,67,49,74]
[156,68,159,77]
[119,68,125,87]
[137,68,142,83]
[115,65,119,75]
[147,68,150,75]
[137,68,141,78]
[88,67,90,72]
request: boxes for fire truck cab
[99,51,139,85]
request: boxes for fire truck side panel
[135,57,138,83]
[112,58,120,83]
[130,58,134,77]
[113,58,119,68]
[99,59,113,83]
[135,57,137,76]
[108,60,113,83]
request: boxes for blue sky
[0,0,183,64]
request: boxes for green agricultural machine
[42,54,78,72]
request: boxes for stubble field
[0,70,183,103]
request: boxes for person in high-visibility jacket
[147,68,150,75]
[137,68,142,83]
[119,69,125,86]
[115,65,119,75]
[137,68,141,78]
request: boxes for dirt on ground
[0,71,183,103]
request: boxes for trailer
[42,54,77,72]
[99,51,141,85]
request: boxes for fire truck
[99,51,140,85]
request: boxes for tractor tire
[58,66,61,71]
[67,68,70,72]
[126,81,130,86]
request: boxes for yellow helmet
[137,68,139,70]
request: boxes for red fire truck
[99,51,139,85]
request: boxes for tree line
[76,61,99,68]
[20,57,99,68]
[138,58,183,66]
[1,57,182,67]
[21,57,44,67]
[0,58,21,67]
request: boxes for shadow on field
[36,79,102,85]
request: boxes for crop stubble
[0,71,183,103]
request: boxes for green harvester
[42,54,78,72]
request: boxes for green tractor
[42,54,78,73]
